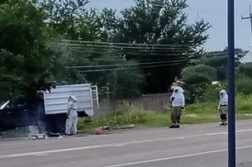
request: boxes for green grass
[78,94,252,133]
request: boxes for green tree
[0,0,52,101]
[181,64,217,102]
[181,65,217,84]
[236,62,252,95]
[99,8,121,42]
[115,0,210,93]
[40,0,90,39]
[238,62,252,78]
[202,48,248,80]
[40,0,100,84]
[40,1,145,99]
[66,47,145,99]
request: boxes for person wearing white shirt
[218,89,228,126]
[169,87,185,128]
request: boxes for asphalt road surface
[1,120,252,167]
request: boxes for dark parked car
[0,98,67,133]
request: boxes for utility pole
[228,0,236,167]
[241,6,252,41]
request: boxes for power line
[61,39,198,48]
[71,49,235,56]
[66,59,190,69]
[66,56,225,69]
[60,40,248,55]
[71,50,194,57]
[77,62,186,73]
[63,48,240,59]
[67,44,191,51]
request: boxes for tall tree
[40,0,90,39]
[0,0,52,101]
[115,0,210,93]
[40,1,145,99]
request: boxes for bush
[238,62,252,78]
[236,77,252,95]
[182,65,217,84]
[201,84,223,102]
[181,65,218,103]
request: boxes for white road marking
[104,145,252,167]
[206,128,252,136]
[1,128,252,160]
[0,145,104,159]
[206,132,227,135]
[0,137,185,159]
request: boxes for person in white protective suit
[218,89,228,126]
[65,95,78,135]
[169,87,185,128]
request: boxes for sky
[88,0,252,62]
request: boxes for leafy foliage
[181,65,217,102]
[0,0,52,100]
[114,0,210,93]
[40,1,145,99]
[202,48,248,80]
[237,77,252,95]
[181,65,217,84]
[238,62,252,78]
[0,0,211,101]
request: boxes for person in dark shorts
[169,87,185,128]
[218,89,228,126]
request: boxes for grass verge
[78,94,252,133]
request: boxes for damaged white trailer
[43,84,98,117]
[43,84,99,133]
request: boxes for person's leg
[175,108,182,128]
[170,107,176,128]
[220,106,227,125]
[65,118,71,135]
[224,106,228,124]
[71,116,78,135]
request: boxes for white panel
[43,84,94,116]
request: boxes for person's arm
[181,94,185,109]
[67,107,70,117]
[170,92,175,102]
[218,98,221,111]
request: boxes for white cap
[219,89,226,94]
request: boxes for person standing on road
[218,89,228,126]
[65,95,78,135]
[169,87,185,128]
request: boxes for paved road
[1,120,252,167]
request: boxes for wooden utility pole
[241,6,252,41]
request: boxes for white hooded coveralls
[65,96,78,135]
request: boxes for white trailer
[43,84,99,117]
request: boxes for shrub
[236,77,252,95]
[238,62,252,78]
[201,84,223,102]
[182,65,217,84]
[181,65,218,103]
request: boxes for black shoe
[219,123,225,126]
[169,125,176,128]
[175,125,180,128]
